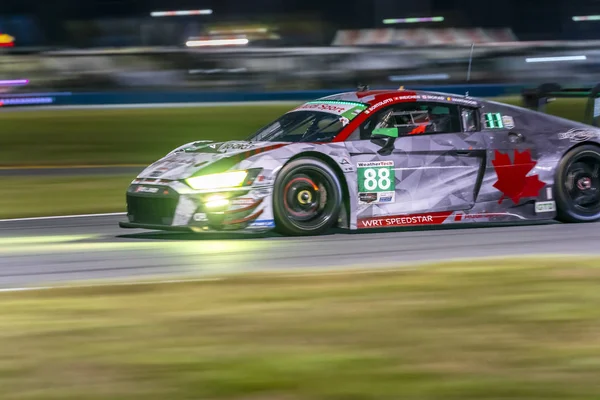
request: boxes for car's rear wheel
[273,158,342,236]
[555,144,600,222]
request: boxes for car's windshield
[247,101,368,142]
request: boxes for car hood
[136,140,287,180]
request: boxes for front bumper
[122,180,276,232]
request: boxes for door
[345,101,486,222]
[477,109,550,207]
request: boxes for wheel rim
[565,151,600,215]
[281,167,337,230]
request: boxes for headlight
[185,170,249,190]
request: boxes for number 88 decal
[363,168,392,191]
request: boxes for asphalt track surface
[9,101,596,290]
[2,214,600,289]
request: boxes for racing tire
[555,144,600,223]
[273,157,343,236]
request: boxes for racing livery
[119,88,600,235]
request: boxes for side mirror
[370,128,398,156]
[371,127,399,139]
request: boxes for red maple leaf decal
[492,149,546,204]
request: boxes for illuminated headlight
[204,194,230,209]
[185,170,249,190]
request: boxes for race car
[119,87,600,236]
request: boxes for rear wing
[521,83,600,127]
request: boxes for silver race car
[119,88,600,235]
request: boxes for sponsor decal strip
[535,201,556,213]
[333,92,480,142]
[249,219,276,228]
[358,210,531,228]
[358,211,453,228]
[224,198,264,214]
[454,212,527,221]
[363,93,418,115]
[291,101,367,116]
[222,209,264,225]
[558,128,600,142]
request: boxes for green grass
[0,97,589,167]
[2,257,600,399]
[493,96,588,122]
[0,175,130,218]
[0,105,292,167]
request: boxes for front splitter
[118,221,194,232]
[118,221,274,234]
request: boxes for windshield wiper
[257,116,313,141]
[302,120,340,141]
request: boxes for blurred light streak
[0,79,29,86]
[525,55,587,63]
[0,235,96,246]
[389,74,450,81]
[209,28,268,34]
[0,92,71,97]
[188,68,248,74]
[151,9,213,17]
[572,15,600,21]
[0,277,224,293]
[186,38,249,47]
[383,16,444,24]
[0,97,54,107]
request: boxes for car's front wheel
[273,157,343,236]
[555,144,600,222]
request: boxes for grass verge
[0,97,589,167]
[0,175,130,218]
[1,257,600,399]
[0,105,292,167]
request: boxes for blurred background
[4,3,600,399]
[2,0,600,102]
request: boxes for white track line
[0,269,415,293]
[0,212,126,223]
[0,254,580,294]
[0,277,224,293]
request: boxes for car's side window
[461,107,480,132]
[350,102,462,140]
